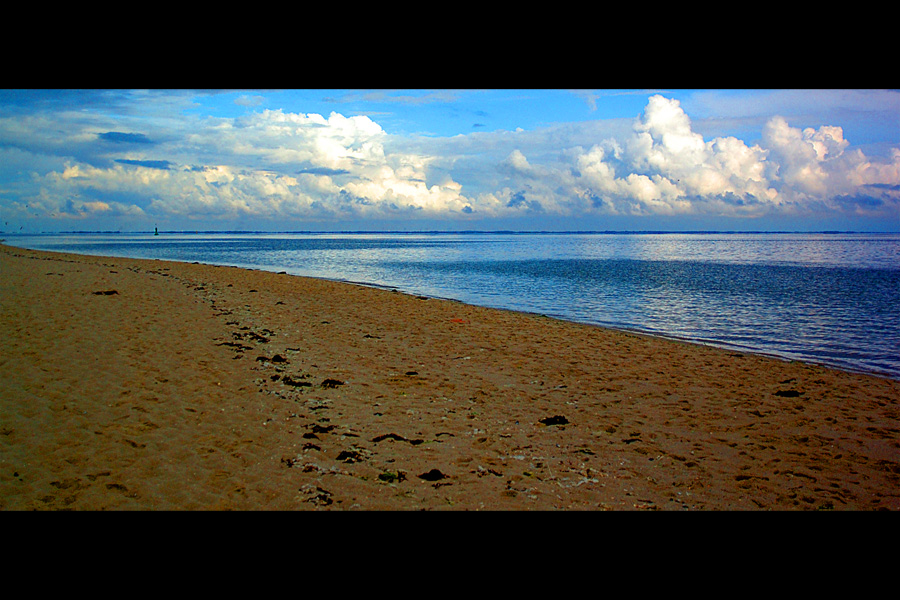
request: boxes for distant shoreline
[4,229,898,236]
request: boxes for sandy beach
[1,242,898,510]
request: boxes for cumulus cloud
[3,93,899,228]
[563,96,778,215]
[543,95,899,219]
[11,108,477,224]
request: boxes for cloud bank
[1,93,898,230]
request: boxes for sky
[1,88,898,233]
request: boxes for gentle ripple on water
[6,232,900,379]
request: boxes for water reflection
[7,231,900,378]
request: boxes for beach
[1,242,898,510]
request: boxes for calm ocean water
[7,231,900,379]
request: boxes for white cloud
[17,109,480,224]
[758,115,900,211]
[549,95,898,218]
[234,94,265,108]
[4,93,899,228]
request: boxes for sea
[5,231,900,380]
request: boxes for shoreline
[2,243,898,510]
[4,235,897,382]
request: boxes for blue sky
[1,89,898,232]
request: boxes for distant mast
[154,225,159,236]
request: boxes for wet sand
[1,242,898,510]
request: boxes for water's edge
[4,234,898,381]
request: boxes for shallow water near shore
[7,231,900,379]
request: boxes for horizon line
[3,229,898,236]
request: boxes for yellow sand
[1,243,898,510]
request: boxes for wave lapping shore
[1,243,898,510]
